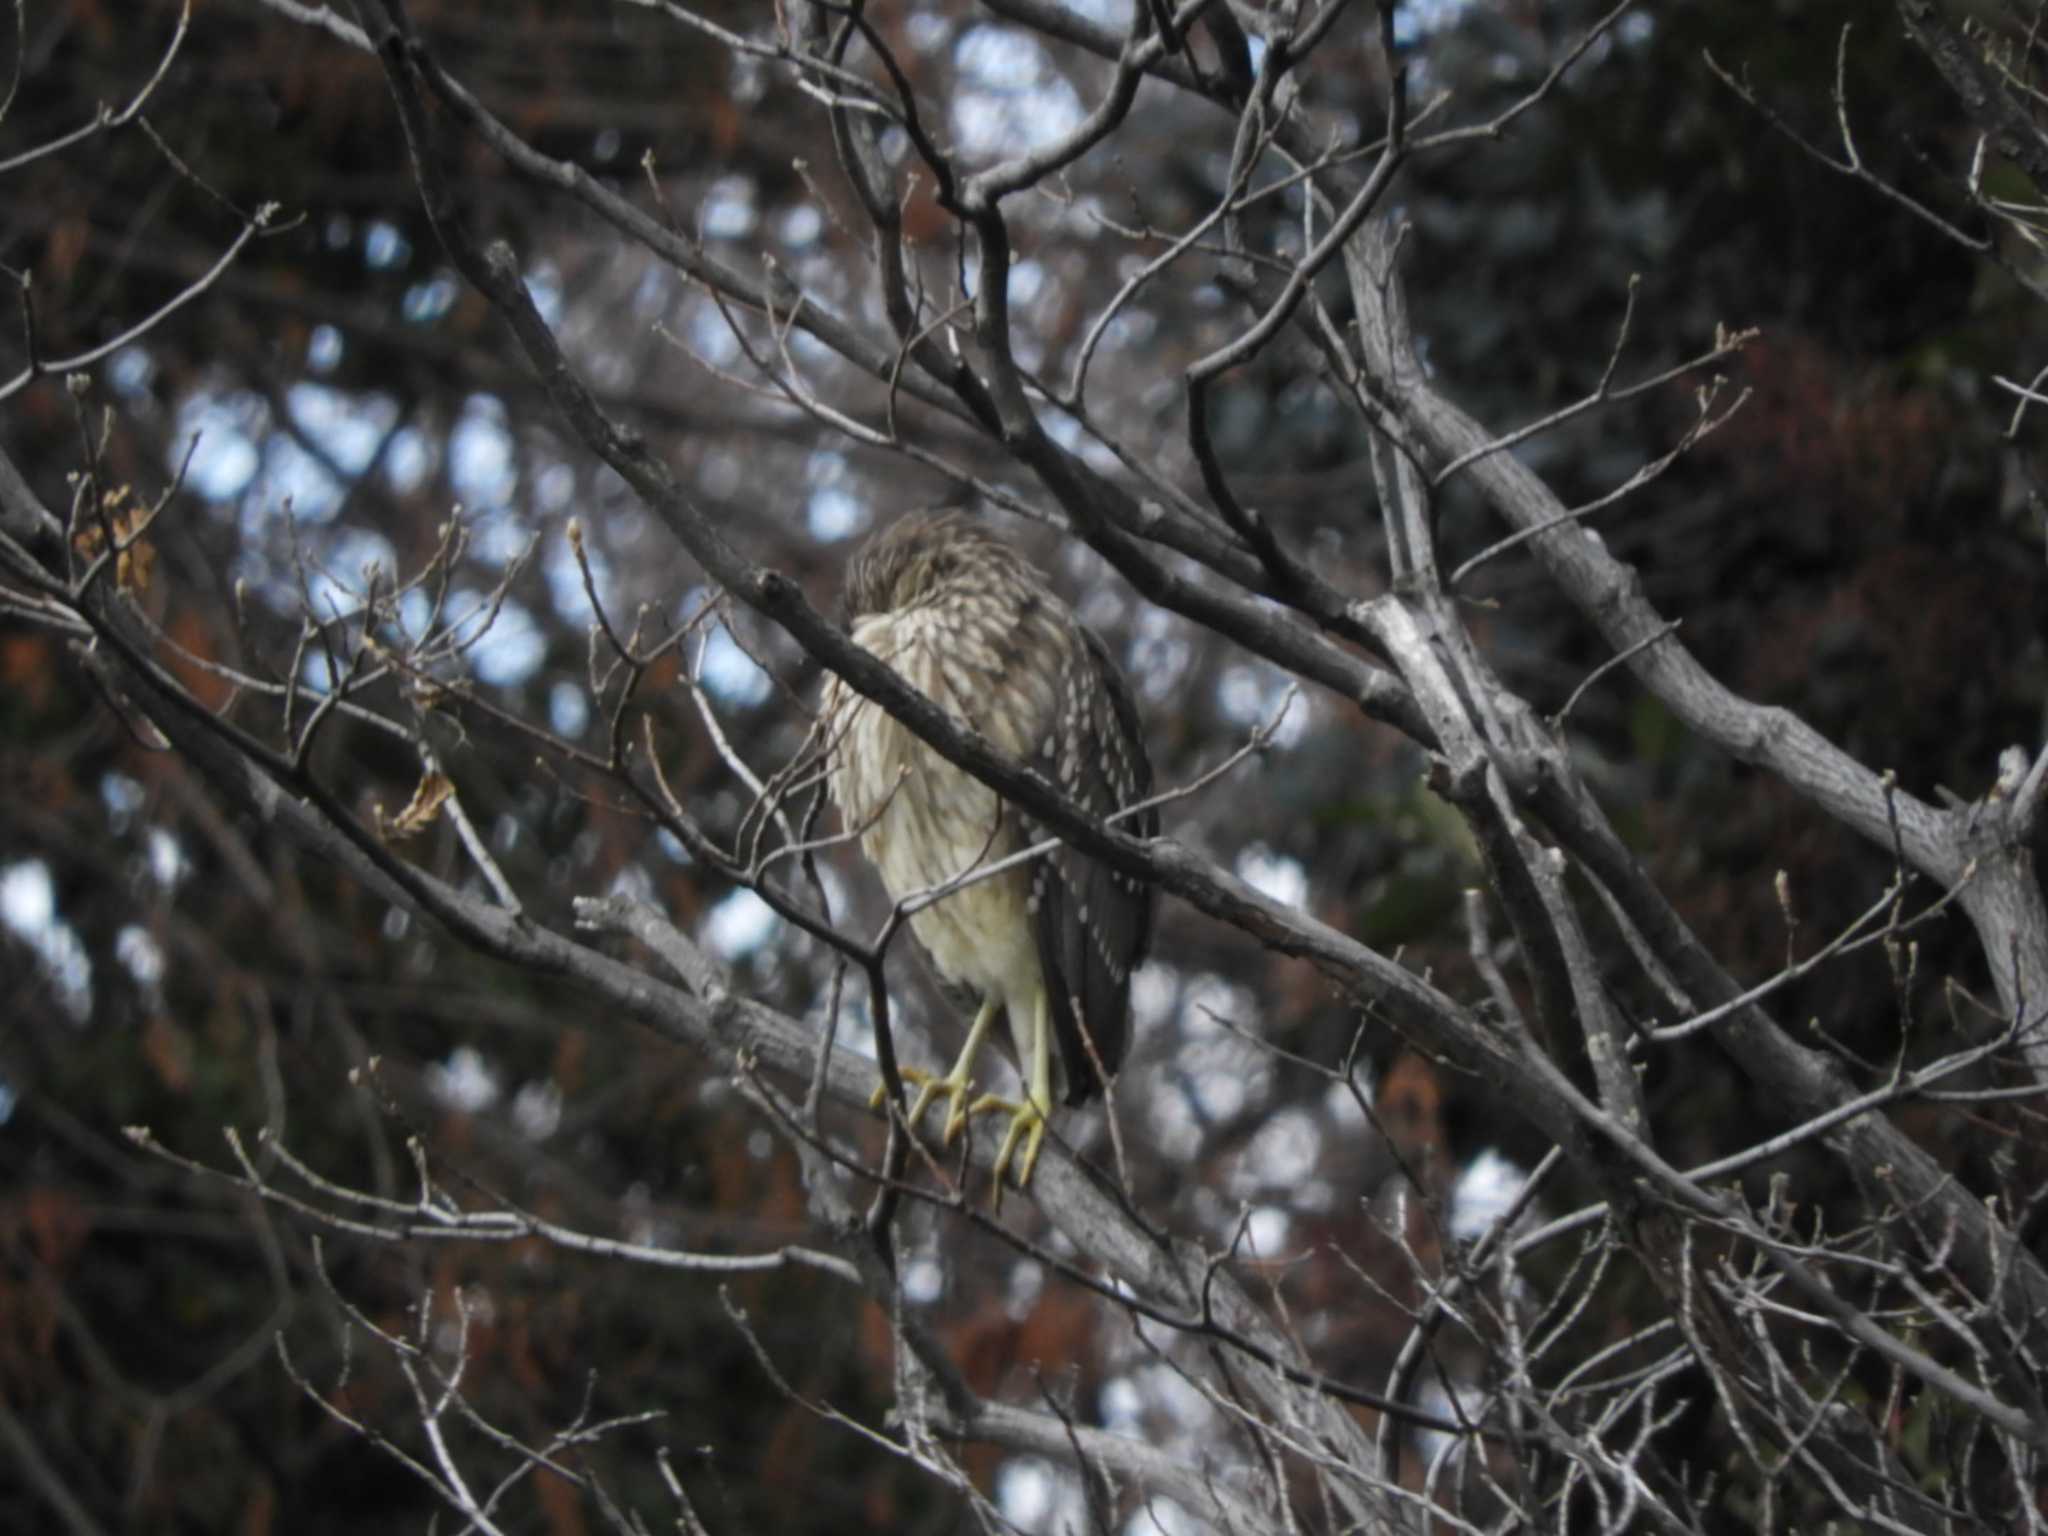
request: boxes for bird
[822,512,1157,1192]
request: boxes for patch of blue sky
[1039,411,1080,452]
[954,23,1046,88]
[298,646,341,695]
[996,1458,1087,1535]
[1235,843,1308,910]
[683,294,741,367]
[511,1079,563,1140]
[1123,1497,1198,1536]
[461,596,545,688]
[698,448,741,502]
[1238,1105,1321,1191]
[1147,1055,1255,1162]
[1,859,54,933]
[1127,607,1190,703]
[1414,1375,1487,1469]
[107,346,154,398]
[1324,1072,1375,1128]
[1245,1204,1291,1257]
[1099,1374,1143,1433]
[1216,662,1307,746]
[729,51,767,106]
[1037,404,1120,475]
[698,622,771,707]
[1109,1362,1215,1443]
[1149,970,1267,1110]
[253,434,346,524]
[526,261,563,329]
[401,272,460,324]
[780,203,822,247]
[384,426,433,495]
[606,860,657,905]
[950,27,1084,160]
[1099,305,1155,351]
[175,391,264,501]
[1393,0,1472,46]
[535,462,576,513]
[146,828,189,891]
[701,176,757,240]
[829,982,879,1063]
[702,886,776,959]
[630,262,671,320]
[116,925,165,990]
[0,860,93,1023]
[363,219,412,271]
[542,525,611,626]
[516,1081,565,1146]
[289,384,398,475]
[397,586,432,641]
[806,446,846,488]
[1004,1259,1044,1320]
[1008,258,1043,306]
[1128,964,1176,1032]
[548,679,590,742]
[1450,1148,1530,1242]
[806,486,863,541]
[427,1044,499,1112]
[467,512,534,569]
[101,771,145,830]
[305,527,398,619]
[901,1251,944,1305]
[229,546,281,608]
[307,324,343,373]
[787,325,834,367]
[449,395,517,510]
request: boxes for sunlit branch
[125,1123,861,1282]
[0,0,192,174]
[0,212,276,404]
[1446,376,1752,588]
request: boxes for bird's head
[842,512,1031,621]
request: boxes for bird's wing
[1028,625,1158,1106]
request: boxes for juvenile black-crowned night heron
[824,513,1157,1190]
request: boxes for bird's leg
[974,988,1053,1192]
[870,994,998,1144]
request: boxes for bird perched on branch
[823,513,1157,1191]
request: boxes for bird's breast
[828,607,1060,1003]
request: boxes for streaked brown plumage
[823,513,1157,1189]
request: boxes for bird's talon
[869,1064,939,1115]
[973,1092,1048,1195]
[940,1099,975,1145]
[875,1066,985,1154]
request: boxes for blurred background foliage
[2,0,2045,1530]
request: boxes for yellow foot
[870,1067,979,1145]
[971,1092,1048,1194]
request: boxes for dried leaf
[70,486,156,596]
[111,536,155,596]
[377,771,455,841]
